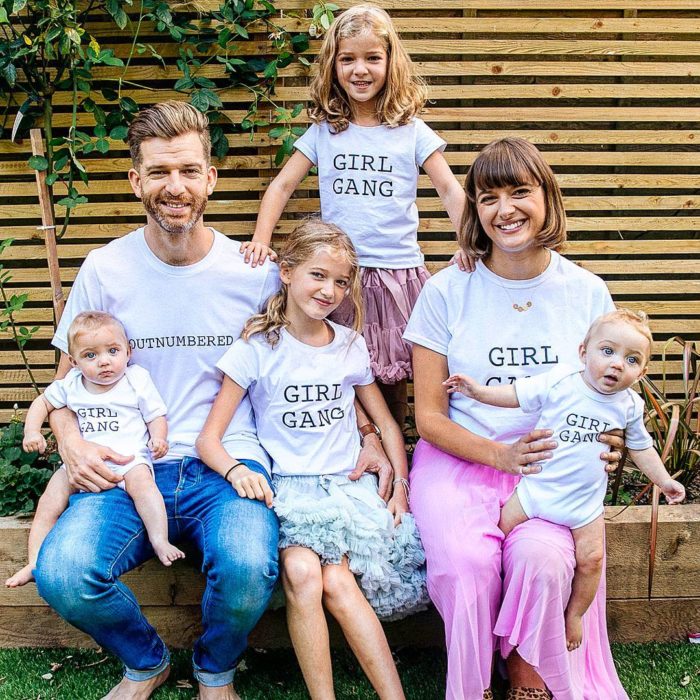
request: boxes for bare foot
[5,564,34,587]
[565,609,583,651]
[198,682,241,700]
[151,540,186,567]
[100,665,170,699]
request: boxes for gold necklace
[484,250,551,313]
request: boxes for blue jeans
[35,458,279,686]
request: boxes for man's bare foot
[100,665,170,699]
[565,609,583,651]
[5,564,34,587]
[151,540,186,567]
[198,682,241,700]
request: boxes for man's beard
[142,191,208,235]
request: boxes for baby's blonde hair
[242,220,362,347]
[309,4,428,133]
[582,308,653,367]
[67,311,129,355]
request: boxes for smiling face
[69,323,131,391]
[128,131,217,237]
[280,247,353,324]
[335,31,388,119]
[475,181,546,258]
[579,321,650,395]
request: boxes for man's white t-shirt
[294,119,446,269]
[43,364,166,475]
[53,227,280,469]
[403,251,615,441]
[216,322,374,477]
[514,365,653,528]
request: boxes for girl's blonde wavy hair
[308,4,428,133]
[242,220,363,347]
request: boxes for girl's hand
[598,429,624,473]
[449,249,476,273]
[240,241,278,268]
[23,431,46,454]
[660,478,686,505]
[495,429,556,476]
[443,373,480,399]
[148,437,169,460]
[227,464,274,508]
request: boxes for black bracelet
[224,462,242,483]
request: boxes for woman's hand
[227,464,274,507]
[598,429,624,473]
[387,486,409,526]
[495,429,556,476]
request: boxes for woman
[403,138,627,700]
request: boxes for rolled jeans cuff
[124,649,170,682]
[193,666,235,687]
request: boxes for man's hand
[598,429,624,474]
[240,241,278,267]
[60,434,131,492]
[23,431,47,454]
[349,434,393,501]
[148,437,169,460]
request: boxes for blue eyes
[627,356,638,365]
[602,347,613,356]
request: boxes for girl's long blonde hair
[243,220,363,347]
[309,4,428,133]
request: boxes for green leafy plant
[0,413,58,516]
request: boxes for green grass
[0,643,697,699]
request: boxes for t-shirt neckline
[137,227,222,276]
[476,249,557,289]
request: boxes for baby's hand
[240,241,278,268]
[660,478,685,505]
[443,373,481,399]
[23,431,46,454]
[148,437,169,460]
[227,464,274,508]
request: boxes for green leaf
[0,8,9,24]
[3,63,16,87]
[95,139,110,153]
[263,60,277,79]
[27,155,48,171]
[268,126,286,139]
[320,13,331,30]
[45,173,58,186]
[190,91,209,112]
[109,125,129,140]
[291,34,309,53]
[12,0,27,13]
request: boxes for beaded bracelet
[393,477,410,505]
[224,462,242,483]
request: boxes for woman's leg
[410,441,516,700]
[322,559,405,700]
[281,547,335,700]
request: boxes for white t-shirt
[216,321,374,477]
[294,119,446,269]
[514,365,653,528]
[403,251,615,441]
[43,364,166,474]
[53,227,280,468]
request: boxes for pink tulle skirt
[409,439,628,700]
[329,266,429,384]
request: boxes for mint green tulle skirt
[272,472,429,620]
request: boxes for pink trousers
[409,440,628,700]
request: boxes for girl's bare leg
[6,469,72,587]
[281,547,335,700]
[122,464,184,566]
[498,492,529,537]
[565,515,605,651]
[378,379,408,432]
[322,559,405,700]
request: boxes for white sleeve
[414,118,446,167]
[42,376,70,409]
[126,365,167,423]
[625,392,654,450]
[293,122,320,166]
[353,334,374,387]
[52,254,104,354]
[403,279,450,355]
[216,338,259,390]
[513,371,554,415]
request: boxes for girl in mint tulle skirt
[198,221,427,699]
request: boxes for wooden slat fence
[1,0,699,418]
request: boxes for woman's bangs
[472,147,541,192]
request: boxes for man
[35,102,390,700]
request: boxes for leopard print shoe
[506,688,552,699]
[483,690,494,700]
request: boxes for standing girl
[198,221,427,700]
[242,4,465,427]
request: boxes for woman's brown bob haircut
[127,101,211,169]
[458,137,567,259]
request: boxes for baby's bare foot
[565,610,583,651]
[152,541,185,567]
[5,564,34,587]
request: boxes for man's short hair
[67,311,129,356]
[127,101,211,168]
